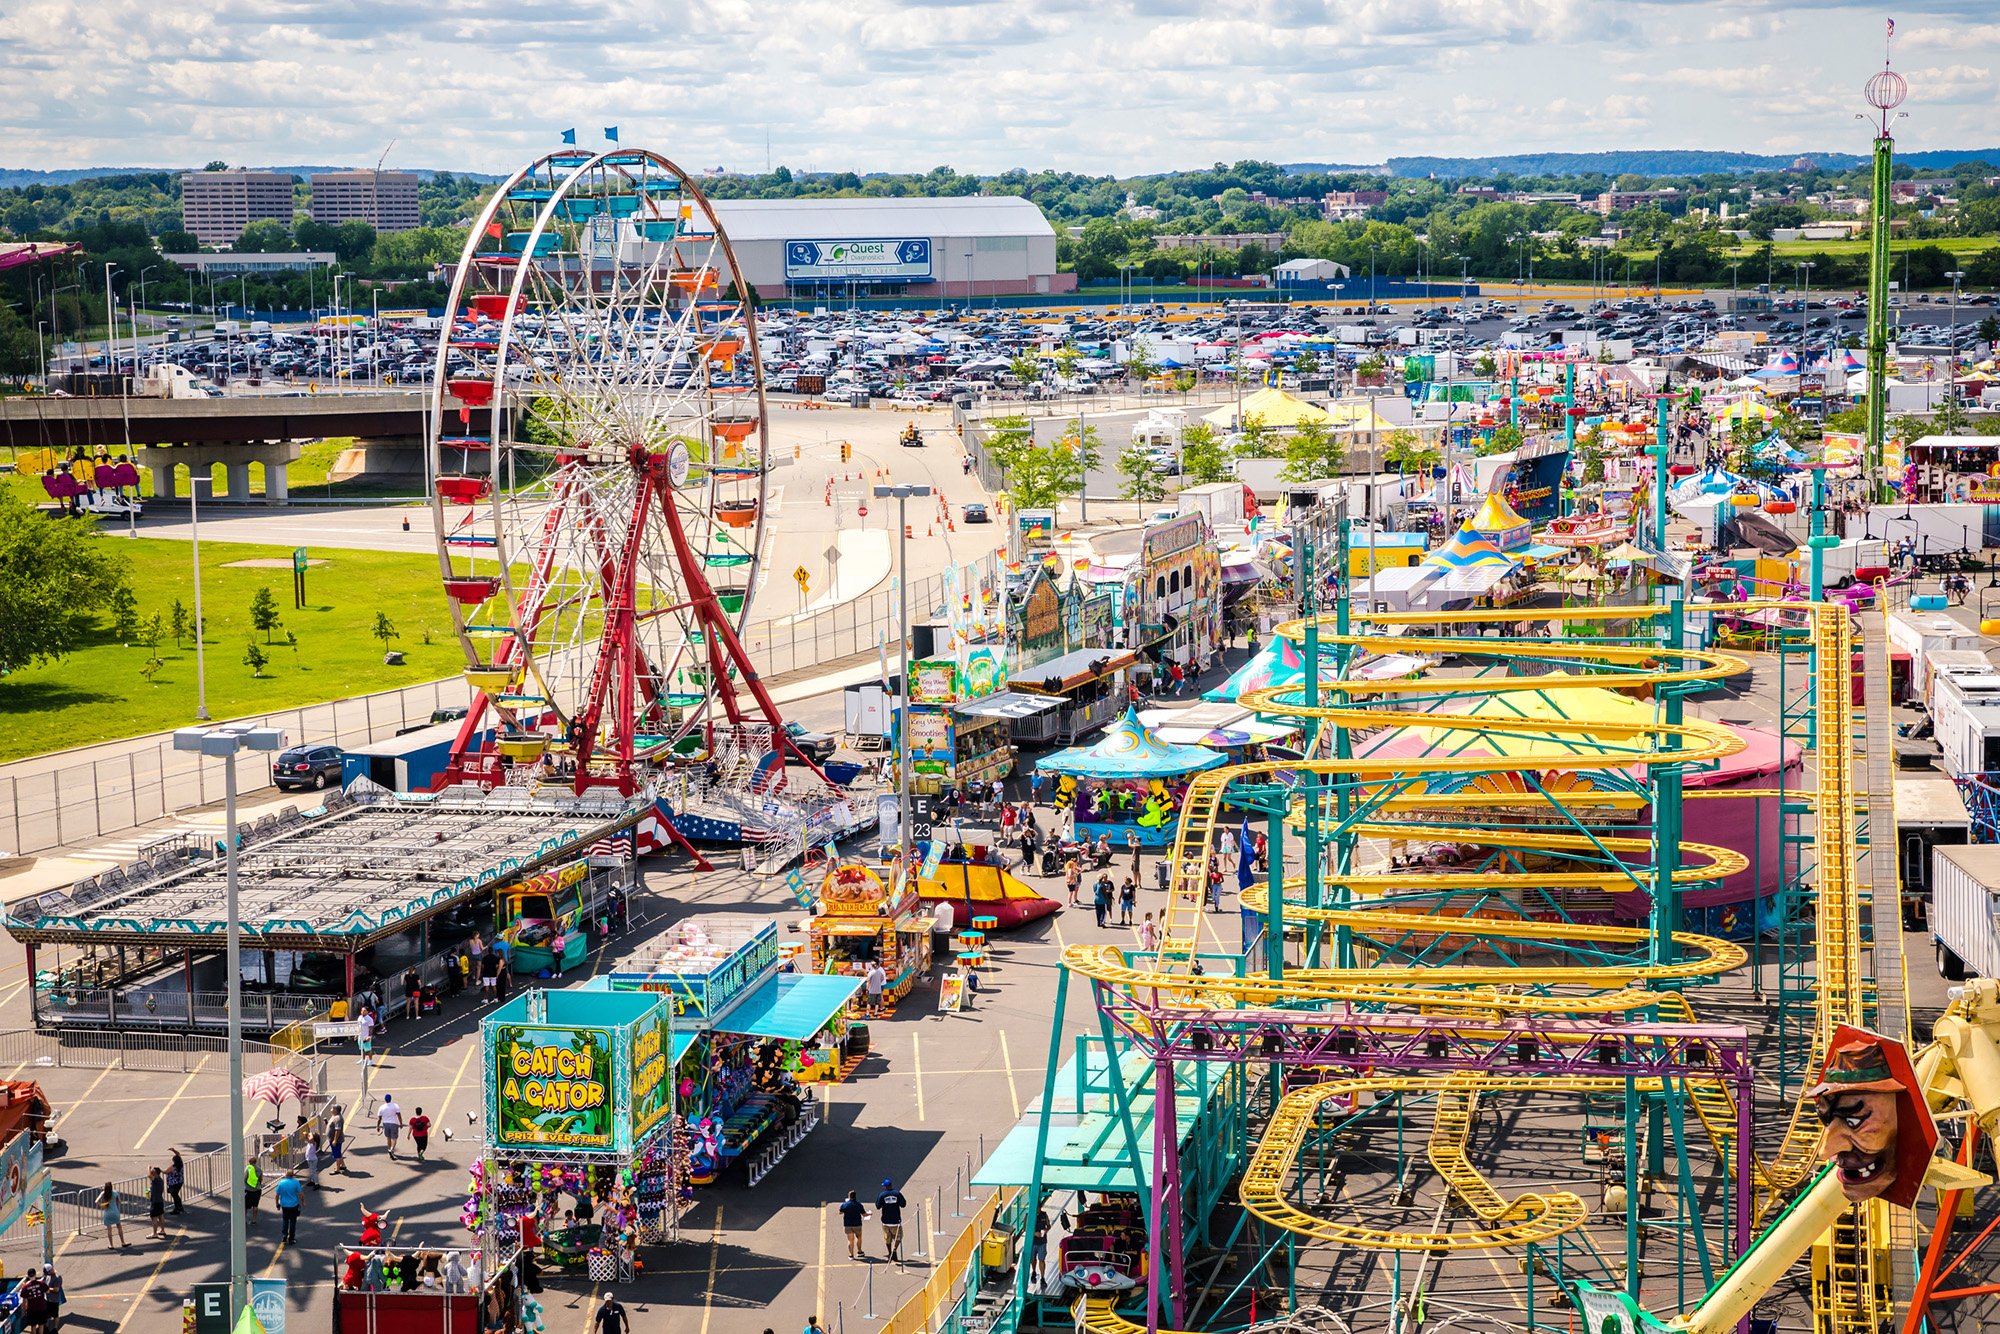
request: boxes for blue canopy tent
[1038,707,1227,846]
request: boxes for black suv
[273,745,343,791]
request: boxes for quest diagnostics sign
[785,238,932,280]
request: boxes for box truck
[1931,843,2000,980]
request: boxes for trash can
[981,1226,1019,1273]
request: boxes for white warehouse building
[708,197,1074,303]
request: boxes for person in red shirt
[408,1107,431,1162]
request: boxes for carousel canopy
[1467,492,1532,551]
[1422,525,1520,572]
[1036,707,1230,779]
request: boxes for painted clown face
[1815,1089,1899,1202]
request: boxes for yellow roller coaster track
[1054,601,1870,1298]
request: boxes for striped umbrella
[242,1067,313,1108]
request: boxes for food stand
[1008,647,1139,746]
[808,863,934,1006]
[1040,707,1228,847]
[894,657,1018,796]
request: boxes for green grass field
[0,535,469,761]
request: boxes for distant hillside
[0,165,503,189]
[1280,149,2000,178]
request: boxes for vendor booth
[894,657,1020,795]
[1009,648,1138,746]
[809,863,934,1007]
[498,859,599,977]
[1038,706,1228,847]
[606,918,859,1184]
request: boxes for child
[409,1107,432,1162]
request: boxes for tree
[0,491,133,673]
[1007,354,1042,389]
[1123,351,1158,384]
[140,655,165,687]
[371,611,400,649]
[243,637,270,678]
[232,220,293,253]
[1980,315,2000,343]
[1478,423,1526,457]
[1116,441,1169,504]
[1474,352,1499,379]
[203,160,230,172]
[1179,423,1233,484]
[1233,414,1279,459]
[249,586,282,642]
[137,611,163,654]
[168,598,190,647]
[1277,420,1346,483]
[1384,429,1439,474]
[108,584,139,641]
[1294,350,1321,376]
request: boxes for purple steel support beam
[1734,1056,1754,1255]
[1152,1058,1185,1332]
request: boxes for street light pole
[873,483,933,878]
[103,263,120,373]
[173,723,285,1330]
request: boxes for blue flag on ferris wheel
[605,127,620,143]
[560,128,576,144]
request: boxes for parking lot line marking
[430,1033,479,1131]
[999,1030,1020,1118]
[698,1204,723,1334]
[912,1033,925,1121]
[113,1218,185,1334]
[262,1239,287,1277]
[132,1060,206,1154]
[816,1197,827,1320]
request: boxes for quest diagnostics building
[708,196,1072,302]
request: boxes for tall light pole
[171,722,286,1330]
[873,483,932,876]
[1368,242,1380,310]
[1946,269,1966,370]
[103,263,120,373]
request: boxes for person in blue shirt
[274,1170,305,1244]
[837,1191,868,1259]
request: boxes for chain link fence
[0,676,465,857]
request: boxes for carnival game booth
[809,863,934,1007]
[896,656,1024,797]
[471,986,689,1288]
[605,918,858,1184]
[1351,677,1801,938]
[1038,707,1228,848]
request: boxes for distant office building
[180,170,293,247]
[162,252,335,276]
[310,171,421,232]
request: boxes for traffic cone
[927,524,935,537]
[905,523,913,539]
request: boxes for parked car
[782,721,838,763]
[962,502,990,524]
[273,744,343,791]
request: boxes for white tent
[1275,258,1353,282]
[1355,563,1444,611]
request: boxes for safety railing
[744,1097,822,1187]
[881,1186,1022,1334]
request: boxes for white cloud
[0,0,1993,173]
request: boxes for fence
[0,1028,330,1244]
[881,1186,1020,1334]
[0,674,465,857]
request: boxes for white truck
[1931,843,2000,980]
[1923,649,1997,717]
[133,364,222,399]
[1886,611,1984,671]
[1178,480,1249,528]
[1932,671,2000,777]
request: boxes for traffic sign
[793,566,810,589]
[824,544,841,564]
[858,504,869,518]
[313,1021,362,1039]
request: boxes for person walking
[863,962,887,1018]
[329,1109,350,1176]
[837,1191,869,1259]
[305,1134,322,1189]
[1137,913,1159,953]
[409,1107,432,1162]
[97,1182,127,1249]
[378,1095,404,1158]
[165,1149,185,1214]
[146,1167,166,1239]
[1092,873,1112,929]
[1127,830,1141,874]
[243,1160,263,1226]
[875,1180,908,1263]
[1118,876,1137,926]
[275,1170,304,1245]
[592,1296,631,1334]
[1064,858,1082,906]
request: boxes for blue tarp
[710,974,860,1042]
[1036,707,1230,780]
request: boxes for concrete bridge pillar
[135,441,303,507]
[225,461,254,502]
[150,462,178,500]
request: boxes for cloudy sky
[0,0,1993,175]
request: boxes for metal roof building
[709,197,1074,302]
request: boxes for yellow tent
[1202,386,1331,429]
[1712,399,1777,424]
[1327,401,1401,432]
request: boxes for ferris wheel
[426,147,819,801]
